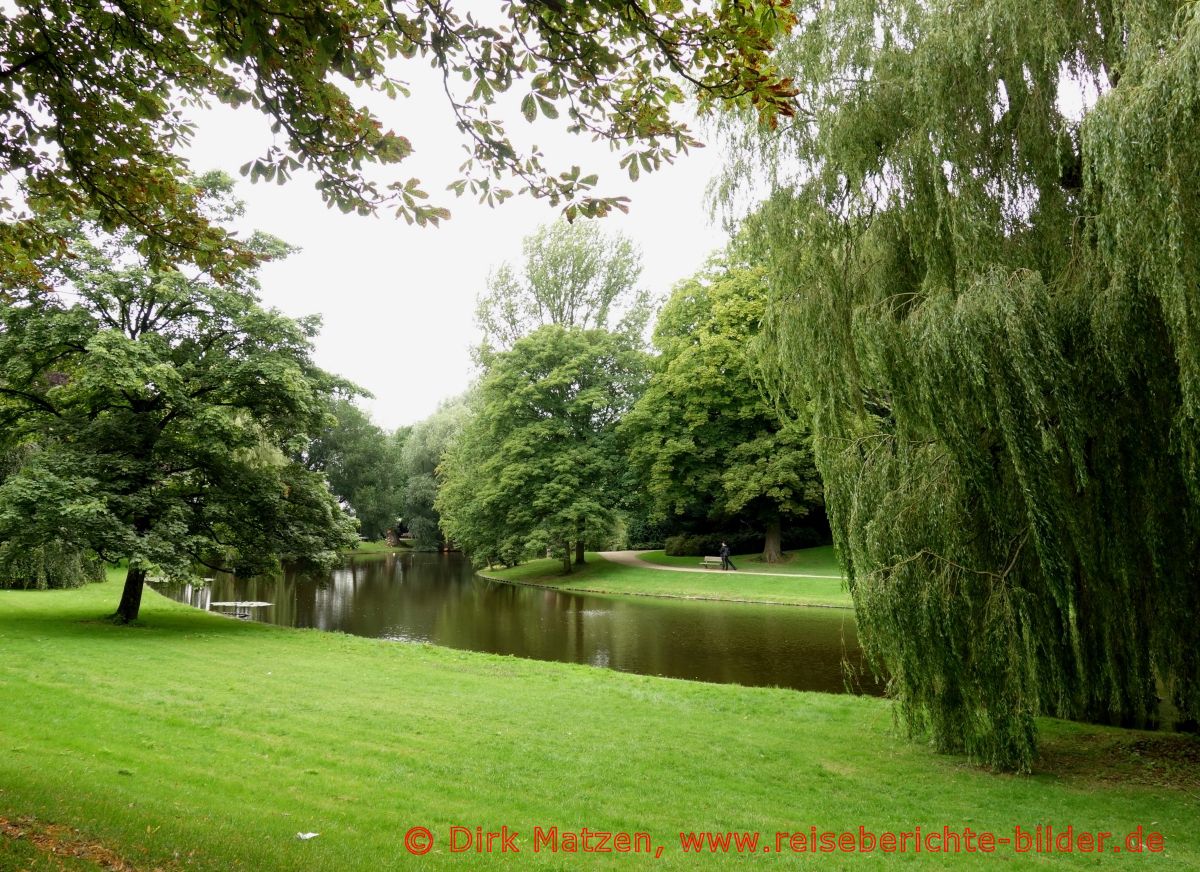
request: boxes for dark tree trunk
[762,518,783,564]
[112,566,147,623]
[575,539,585,566]
[561,540,572,574]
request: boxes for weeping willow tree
[718,0,1200,770]
[0,445,105,589]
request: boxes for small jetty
[209,601,273,620]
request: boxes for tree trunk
[561,540,572,574]
[762,518,783,564]
[112,566,147,623]
[575,539,585,566]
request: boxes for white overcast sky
[182,58,730,431]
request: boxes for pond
[154,551,881,696]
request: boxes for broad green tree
[401,395,471,550]
[475,220,651,356]
[623,262,822,562]
[0,0,798,281]
[438,326,647,572]
[0,185,357,622]
[307,400,407,540]
[719,1,1200,768]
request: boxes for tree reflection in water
[155,553,880,696]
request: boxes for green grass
[482,552,853,607]
[1,577,1197,870]
[342,539,412,555]
[638,545,844,577]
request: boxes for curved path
[598,550,844,580]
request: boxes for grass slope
[483,552,852,607]
[638,545,843,578]
[1,578,1197,869]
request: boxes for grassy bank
[343,539,412,555]
[1,579,1197,869]
[481,552,853,608]
[637,545,843,578]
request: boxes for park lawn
[482,552,852,608]
[2,583,1198,872]
[1,580,1198,871]
[342,540,412,555]
[638,545,844,578]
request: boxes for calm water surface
[155,552,879,695]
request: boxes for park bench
[700,556,723,569]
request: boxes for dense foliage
[622,262,822,561]
[0,540,104,590]
[0,447,104,588]
[0,0,797,282]
[0,182,357,621]
[308,401,407,540]
[720,0,1200,768]
[438,326,647,572]
[401,395,471,550]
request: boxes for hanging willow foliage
[720,0,1200,770]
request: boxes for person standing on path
[720,541,736,571]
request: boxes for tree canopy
[622,261,822,561]
[438,325,647,572]
[400,394,471,550]
[720,0,1200,768]
[307,400,407,540]
[0,180,357,621]
[475,220,651,357]
[0,0,798,281]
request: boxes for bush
[623,515,670,550]
[664,531,760,557]
[585,518,627,552]
[663,518,832,557]
[662,534,701,556]
[406,516,443,552]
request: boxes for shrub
[664,532,760,556]
[663,521,832,557]
[623,515,670,550]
